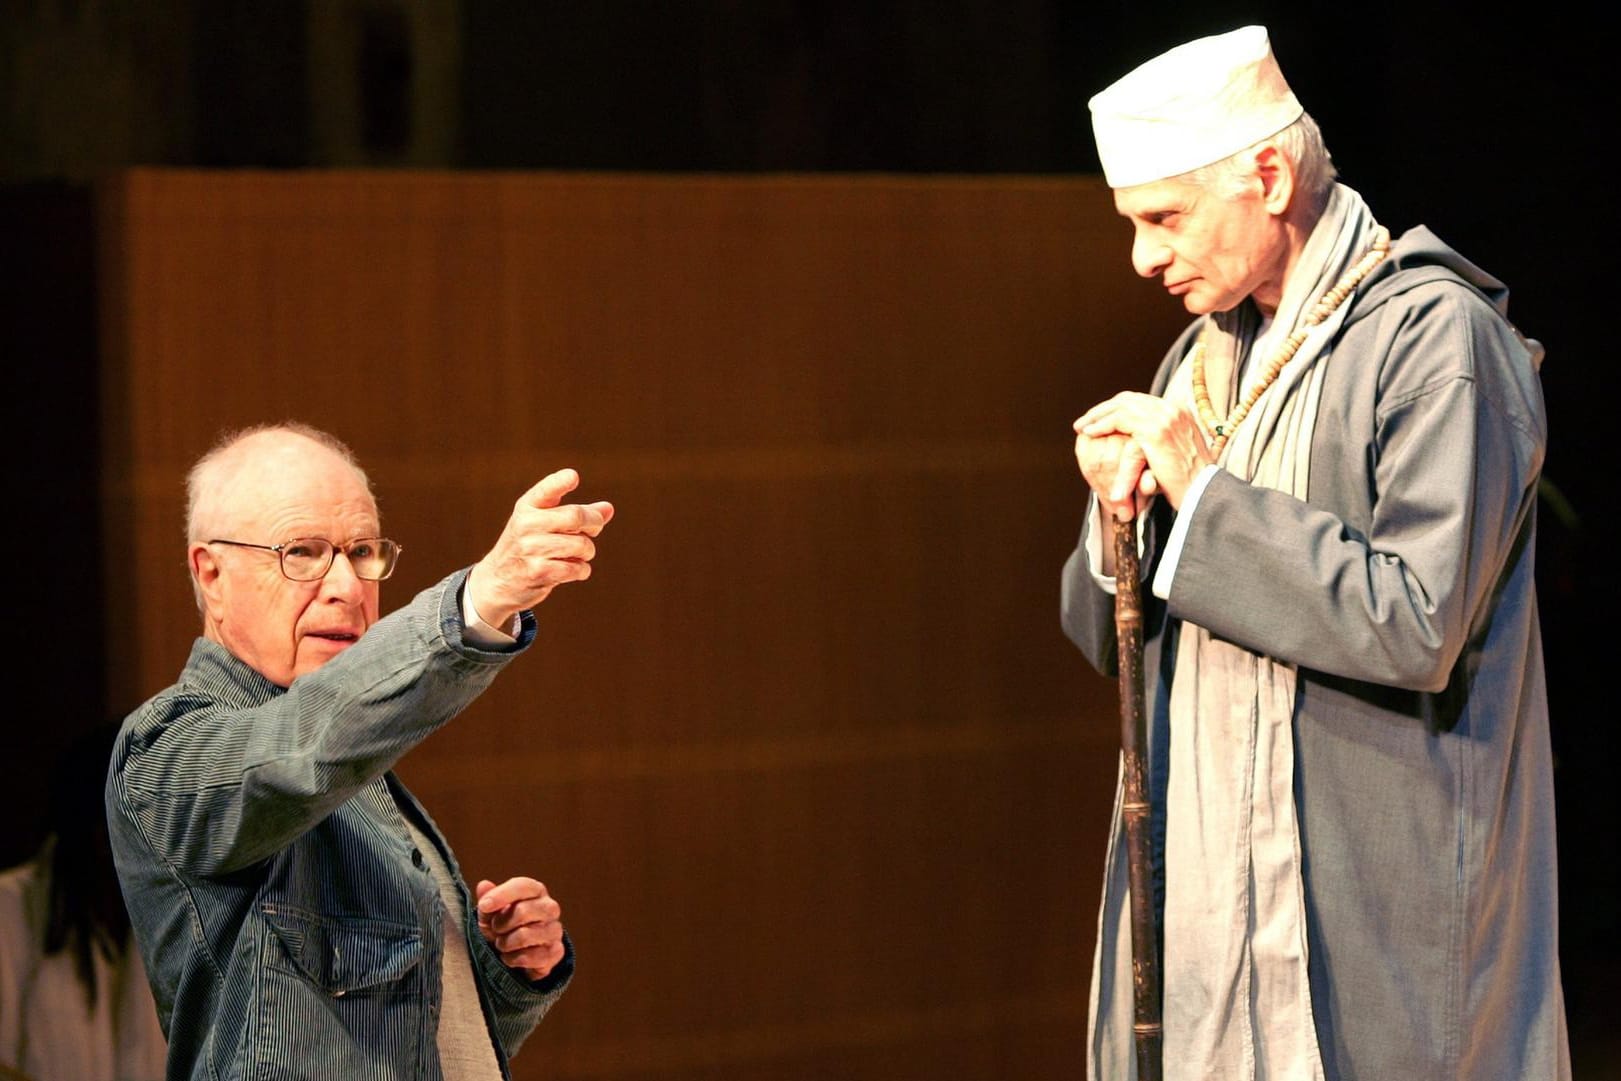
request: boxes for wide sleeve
[111,569,534,877]
[1167,282,1545,692]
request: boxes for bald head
[187,423,373,549]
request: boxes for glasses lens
[347,538,400,581]
[280,539,335,581]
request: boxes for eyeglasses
[207,537,403,582]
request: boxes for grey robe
[1062,228,1569,1080]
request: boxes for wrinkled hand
[469,468,614,628]
[1075,392,1213,512]
[476,876,566,982]
[1074,426,1160,524]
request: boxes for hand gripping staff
[1112,514,1162,1081]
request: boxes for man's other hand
[476,876,567,982]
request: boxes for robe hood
[1341,225,1543,368]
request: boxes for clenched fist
[476,876,567,982]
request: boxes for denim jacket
[106,570,572,1080]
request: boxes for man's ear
[1252,141,1295,216]
[191,543,226,617]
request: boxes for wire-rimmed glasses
[206,537,403,581]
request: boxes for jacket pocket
[248,905,427,1079]
[260,903,423,996]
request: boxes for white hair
[1180,112,1338,213]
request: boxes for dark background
[4,1,1612,1073]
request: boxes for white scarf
[1090,185,1383,1081]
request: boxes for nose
[318,549,367,603]
[1131,229,1171,280]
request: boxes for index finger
[1075,393,1135,434]
[548,500,615,538]
[476,876,549,914]
[1081,391,1170,436]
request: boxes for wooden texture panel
[97,168,1187,1080]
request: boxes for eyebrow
[1119,205,1176,224]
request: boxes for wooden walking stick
[1113,514,1162,1081]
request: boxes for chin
[1188,293,1247,316]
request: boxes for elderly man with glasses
[105,422,613,1081]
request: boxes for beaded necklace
[1191,226,1391,456]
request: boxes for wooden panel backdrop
[97,169,1186,1081]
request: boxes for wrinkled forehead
[1112,176,1204,221]
[214,436,379,539]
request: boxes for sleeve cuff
[1083,493,1152,595]
[461,573,521,646]
[1151,464,1222,600]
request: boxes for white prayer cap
[1088,25,1303,189]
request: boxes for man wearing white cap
[1061,25,1568,1081]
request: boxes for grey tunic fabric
[107,569,571,1081]
[1062,228,1569,1080]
